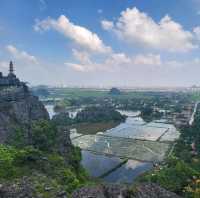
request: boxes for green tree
[31,120,57,152]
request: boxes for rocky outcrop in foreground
[0,182,181,198]
[0,87,49,143]
[0,176,68,198]
[72,183,181,198]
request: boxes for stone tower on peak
[9,61,14,75]
[0,61,22,87]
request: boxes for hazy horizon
[1,0,200,87]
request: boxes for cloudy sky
[0,0,200,87]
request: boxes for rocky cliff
[0,87,49,143]
[0,180,181,198]
[72,183,181,198]
[0,86,88,198]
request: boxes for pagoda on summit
[9,61,14,74]
[0,61,22,87]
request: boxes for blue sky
[0,0,200,87]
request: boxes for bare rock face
[0,176,67,198]
[0,182,182,198]
[72,183,182,198]
[0,88,49,143]
[0,177,36,198]
[10,95,49,125]
[133,183,181,198]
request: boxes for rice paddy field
[72,134,171,162]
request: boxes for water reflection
[81,151,123,177]
[73,110,179,183]
[104,160,153,183]
[45,106,178,183]
[81,150,153,183]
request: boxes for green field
[190,92,200,101]
[43,87,157,100]
[69,121,119,135]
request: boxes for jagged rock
[57,127,73,157]
[72,184,131,198]
[0,176,69,198]
[133,183,181,198]
[103,184,130,198]
[72,185,106,198]
[0,177,36,198]
[0,88,49,143]
[72,183,182,198]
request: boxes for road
[189,102,199,126]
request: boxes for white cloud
[164,58,200,70]
[72,49,91,64]
[65,49,99,72]
[66,49,95,72]
[66,48,162,72]
[66,62,88,72]
[0,61,8,69]
[133,54,161,66]
[105,53,131,66]
[101,20,114,31]
[102,7,197,52]
[193,26,200,40]
[34,15,112,54]
[6,45,38,64]
[0,60,13,75]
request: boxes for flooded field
[45,105,179,183]
[72,111,179,183]
[103,160,153,183]
[71,112,179,183]
[81,150,153,183]
[73,134,171,162]
[81,151,123,177]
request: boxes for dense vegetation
[140,105,163,122]
[52,112,73,126]
[0,120,89,197]
[140,104,200,197]
[52,106,126,127]
[0,145,87,194]
[75,106,126,123]
[109,87,121,95]
[45,88,191,116]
